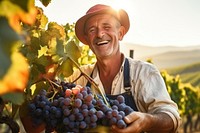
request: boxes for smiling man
[72,4,181,133]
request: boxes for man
[70,4,181,133]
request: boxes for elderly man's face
[84,14,125,58]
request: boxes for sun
[107,0,132,11]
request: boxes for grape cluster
[28,81,134,133]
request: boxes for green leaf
[0,17,21,78]
[1,92,25,105]
[56,41,81,77]
[56,39,65,56]
[65,41,81,63]
[29,65,42,84]
[58,58,74,77]
[47,39,65,60]
[31,81,49,97]
[10,0,30,12]
[35,63,46,74]
[0,17,20,45]
[46,37,58,55]
[36,55,51,66]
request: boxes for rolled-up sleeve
[131,61,181,132]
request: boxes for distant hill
[120,43,200,69]
[142,49,200,69]
[120,43,200,87]
[166,62,200,87]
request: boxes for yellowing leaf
[0,52,29,95]
[0,0,37,32]
[47,22,66,40]
[38,45,48,58]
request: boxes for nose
[97,29,104,38]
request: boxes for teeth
[97,40,109,45]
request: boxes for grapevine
[1,0,200,132]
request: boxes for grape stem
[68,57,110,107]
[45,78,62,101]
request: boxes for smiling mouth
[96,40,110,46]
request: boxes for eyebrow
[84,15,120,34]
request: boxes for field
[166,62,200,87]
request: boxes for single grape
[117,95,125,104]
[96,110,104,119]
[117,119,127,129]
[63,117,69,125]
[79,121,87,129]
[74,98,82,108]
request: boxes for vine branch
[68,57,110,107]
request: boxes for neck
[97,53,123,74]
[96,53,123,94]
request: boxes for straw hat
[75,4,130,44]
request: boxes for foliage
[0,0,199,132]
[0,0,42,131]
[0,0,36,95]
[161,70,200,116]
[0,0,96,132]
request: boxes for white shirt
[67,56,181,132]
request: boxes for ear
[118,26,126,41]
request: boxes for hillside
[166,62,200,87]
[120,43,200,59]
[142,49,200,69]
[120,43,200,69]
[120,43,200,87]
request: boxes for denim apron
[84,58,138,132]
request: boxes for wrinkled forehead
[85,14,120,28]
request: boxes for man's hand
[111,111,174,133]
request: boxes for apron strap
[124,58,131,88]
[87,58,131,88]
[86,58,138,111]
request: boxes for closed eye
[88,27,96,33]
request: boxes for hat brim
[75,8,130,45]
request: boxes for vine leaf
[0,0,37,32]
[1,93,25,105]
[0,17,21,78]
[65,41,81,62]
[39,0,52,7]
[31,81,50,97]
[57,41,81,78]
[10,0,30,12]
[58,57,74,78]
[47,22,66,40]
[38,45,48,58]
[0,52,29,95]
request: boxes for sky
[35,0,200,47]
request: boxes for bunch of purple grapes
[96,94,133,129]
[28,81,134,133]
